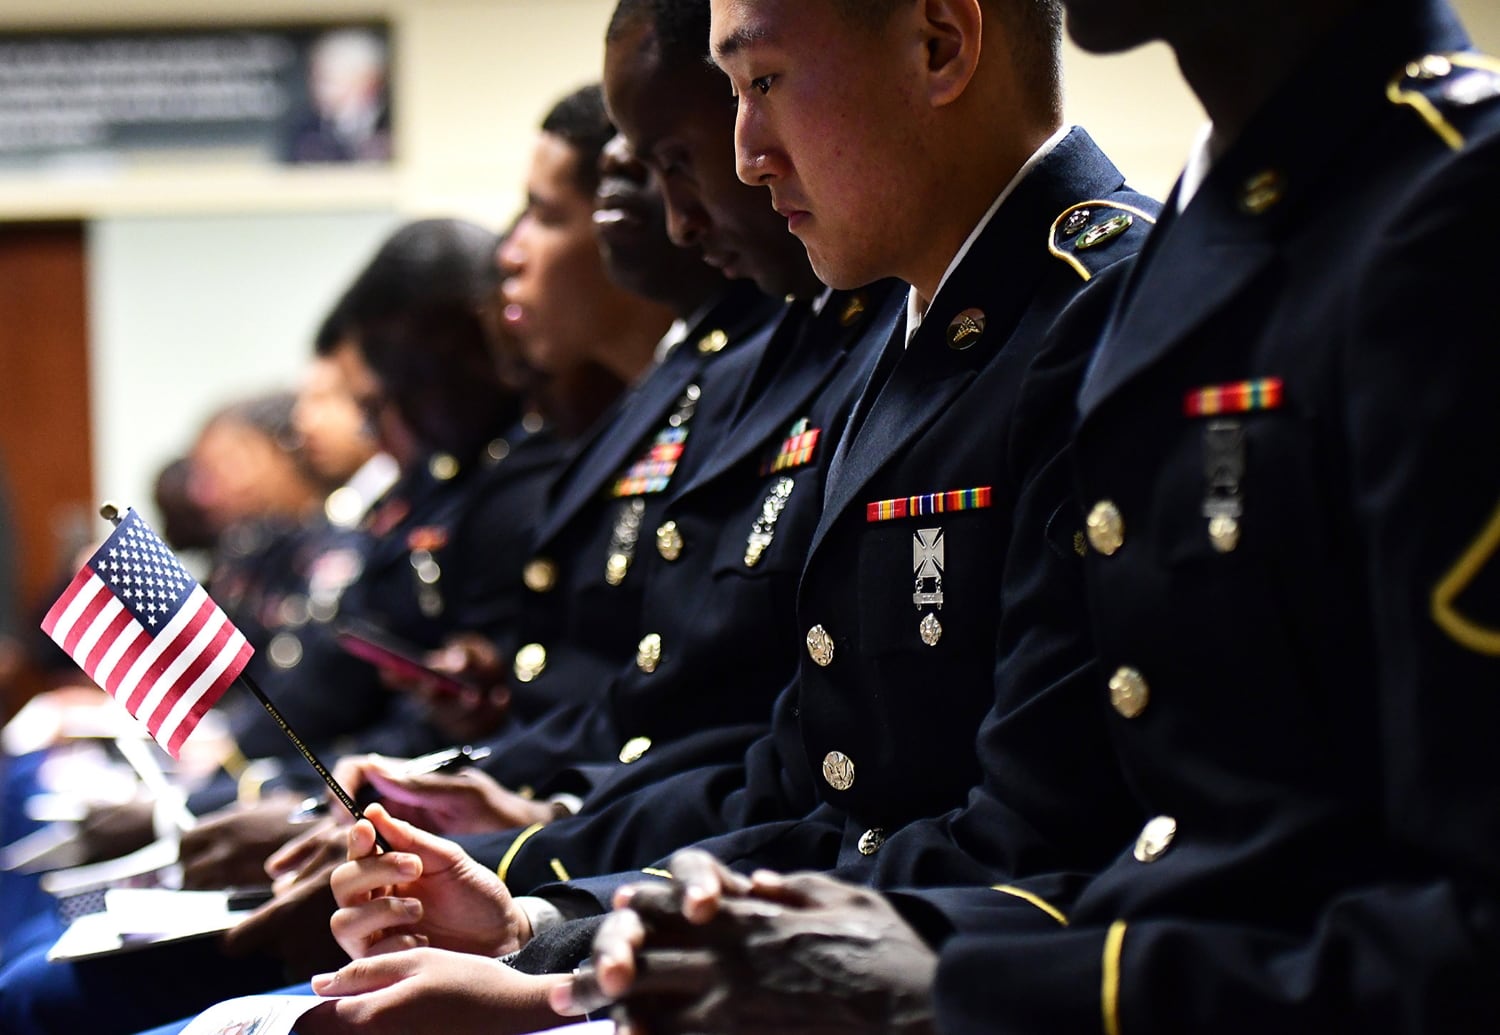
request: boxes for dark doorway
[0,222,94,718]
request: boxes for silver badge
[745,477,796,568]
[606,498,647,586]
[411,548,443,617]
[913,527,944,646]
[1202,420,1245,554]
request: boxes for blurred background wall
[0,0,1495,714]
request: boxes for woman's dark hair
[334,219,518,462]
[540,83,614,196]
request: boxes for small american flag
[41,508,253,756]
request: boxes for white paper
[179,997,614,1035]
[39,834,180,894]
[179,994,330,1035]
[45,889,254,962]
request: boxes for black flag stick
[100,502,389,851]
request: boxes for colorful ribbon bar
[1184,377,1284,417]
[612,427,688,498]
[764,428,821,475]
[867,487,993,523]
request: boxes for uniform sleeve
[933,127,1500,1035]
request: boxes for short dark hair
[833,0,1061,119]
[607,0,711,65]
[609,0,1060,113]
[332,218,495,333]
[540,83,615,196]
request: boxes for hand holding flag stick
[42,502,387,849]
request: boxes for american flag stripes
[41,508,252,757]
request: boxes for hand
[329,803,530,960]
[180,793,305,889]
[78,800,155,864]
[415,635,512,742]
[266,817,347,889]
[221,859,347,979]
[301,947,565,1035]
[554,849,939,1035]
[335,756,555,836]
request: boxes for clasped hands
[554,849,940,1035]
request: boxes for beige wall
[1,0,1496,219]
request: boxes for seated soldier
[553,0,1500,1033]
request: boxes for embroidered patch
[1183,378,1284,417]
[866,487,992,523]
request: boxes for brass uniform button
[1239,170,1286,215]
[822,751,855,792]
[429,453,460,481]
[698,329,729,354]
[619,736,653,764]
[1108,667,1150,719]
[268,632,303,670]
[637,633,663,674]
[858,828,885,856]
[523,558,557,593]
[513,643,547,683]
[1134,816,1178,863]
[487,438,512,463]
[1086,500,1125,556]
[605,554,630,587]
[806,625,835,667]
[656,522,684,562]
[279,594,311,628]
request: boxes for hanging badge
[913,527,945,646]
[1202,419,1246,553]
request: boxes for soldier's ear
[918,0,982,108]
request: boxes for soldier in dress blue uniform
[345,1,905,876]
[0,218,573,1035]
[541,1,1500,1034]
[303,0,1159,1024]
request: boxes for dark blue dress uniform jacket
[508,128,1156,908]
[259,420,566,770]
[461,284,905,891]
[933,3,1500,1032]
[499,283,782,722]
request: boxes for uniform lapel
[532,284,774,547]
[673,289,893,499]
[533,348,698,548]
[1078,0,1468,422]
[812,128,1127,556]
[1075,203,1277,421]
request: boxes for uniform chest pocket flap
[1152,405,1322,568]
